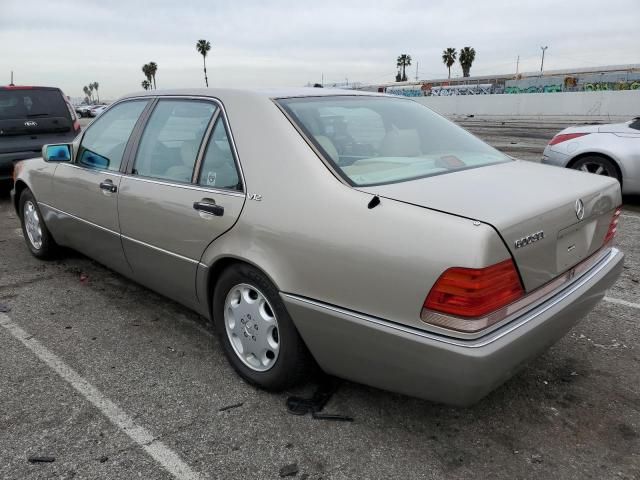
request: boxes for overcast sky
[1,0,639,100]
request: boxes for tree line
[395,47,477,82]
[82,82,100,104]
[140,39,212,91]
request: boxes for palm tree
[142,64,152,88]
[459,47,476,77]
[196,39,211,87]
[396,54,412,82]
[82,86,90,102]
[141,80,151,90]
[442,48,457,79]
[92,82,100,103]
[88,83,95,102]
[148,62,158,89]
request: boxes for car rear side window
[197,117,241,191]
[133,100,217,183]
[77,100,148,172]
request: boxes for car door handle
[99,180,117,193]
[193,200,224,216]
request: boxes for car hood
[358,160,621,291]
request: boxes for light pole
[540,46,548,74]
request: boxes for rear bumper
[283,247,623,406]
[541,146,570,167]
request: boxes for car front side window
[77,100,148,172]
[132,100,217,183]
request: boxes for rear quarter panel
[200,93,511,329]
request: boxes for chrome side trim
[120,175,245,197]
[281,247,621,349]
[40,202,207,267]
[40,202,120,236]
[59,163,123,178]
[120,234,205,266]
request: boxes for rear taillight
[73,119,81,133]
[422,259,524,332]
[604,206,622,244]
[548,132,589,146]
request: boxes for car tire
[19,189,58,259]
[213,263,312,391]
[571,156,621,183]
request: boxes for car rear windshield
[0,88,69,120]
[277,95,510,186]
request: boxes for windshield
[278,95,510,186]
[0,88,69,120]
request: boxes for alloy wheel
[224,283,280,372]
[24,200,43,250]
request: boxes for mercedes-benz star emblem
[575,199,585,220]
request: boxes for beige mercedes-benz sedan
[11,88,624,406]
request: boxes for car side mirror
[43,144,72,162]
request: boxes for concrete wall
[414,90,640,121]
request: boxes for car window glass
[133,100,217,183]
[197,118,241,190]
[279,96,510,187]
[0,89,68,119]
[77,100,148,172]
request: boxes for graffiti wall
[385,83,501,97]
[504,71,640,94]
[371,68,640,97]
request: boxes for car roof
[119,87,386,102]
[0,85,61,91]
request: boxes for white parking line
[0,313,202,480]
[604,297,640,310]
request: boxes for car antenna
[368,195,381,209]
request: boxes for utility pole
[321,73,324,87]
[515,56,519,77]
[540,46,548,74]
[10,70,14,86]
[415,61,419,81]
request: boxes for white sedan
[542,117,640,194]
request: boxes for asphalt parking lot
[1,121,639,480]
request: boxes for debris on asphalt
[531,454,543,464]
[79,273,89,283]
[311,412,354,422]
[286,377,353,421]
[219,402,244,412]
[27,456,55,463]
[99,455,108,463]
[279,463,299,477]
[0,303,11,313]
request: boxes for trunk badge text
[575,199,585,220]
[249,194,262,201]
[24,121,38,127]
[514,231,544,249]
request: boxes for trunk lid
[359,160,621,291]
